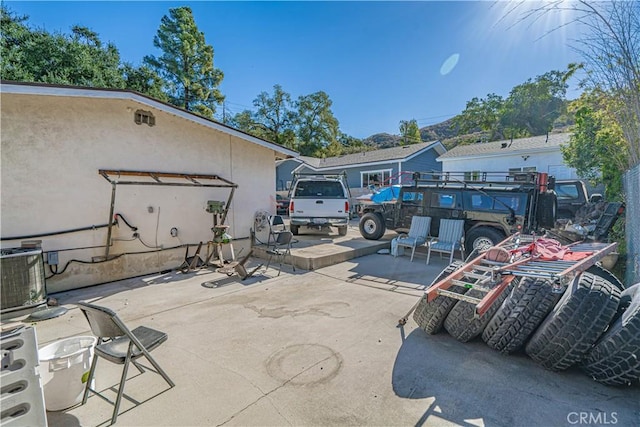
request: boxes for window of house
[134,110,156,127]
[361,169,392,188]
[464,171,481,181]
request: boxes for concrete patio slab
[5,253,639,427]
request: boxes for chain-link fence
[623,164,640,286]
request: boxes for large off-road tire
[582,284,640,386]
[537,191,557,229]
[413,261,467,335]
[587,264,625,291]
[465,227,506,252]
[290,225,300,235]
[444,280,514,343]
[338,226,348,236]
[482,277,562,353]
[525,272,620,371]
[359,212,385,240]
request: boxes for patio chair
[265,230,295,276]
[395,216,432,262]
[426,219,465,265]
[76,302,174,425]
[267,215,287,247]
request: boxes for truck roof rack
[411,171,552,191]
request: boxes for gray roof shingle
[438,133,570,159]
[299,141,443,169]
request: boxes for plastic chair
[426,219,465,264]
[76,302,174,425]
[395,216,432,262]
[267,215,287,247]
[265,230,295,276]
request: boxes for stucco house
[1,81,297,292]
[276,141,446,195]
[437,133,578,180]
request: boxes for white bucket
[38,336,96,411]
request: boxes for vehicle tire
[290,225,300,235]
[524,272,620,371]
[482,277,562,353]
[536,191,557,229]
[465,227,506,252]
[338,226,348,236]
[587,264,625,291]
[359,212,385,240]
[413,261,468,334]
[444,280,514,343]
[581,284,640,386]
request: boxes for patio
[14,252,640,426]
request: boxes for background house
[437,133,578,180]
[1,81,296,292]
[276,141,446,196]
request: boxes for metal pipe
[105,182,117,260]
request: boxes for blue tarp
[370,185,402,203]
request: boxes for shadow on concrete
[391,328,640,426]
[46,411,81,427]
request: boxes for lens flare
[440,53,460,76]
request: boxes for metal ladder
[425,234,617,316]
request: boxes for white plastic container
[38,336,96,411]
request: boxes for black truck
[358,171,559,252]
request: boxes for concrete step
[253,225,393,271]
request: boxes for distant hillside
[362,117,573,151]
[363,118,459,149]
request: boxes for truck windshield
[294,181,345,198]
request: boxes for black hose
[1,221,117,241]
[115,213,138,231]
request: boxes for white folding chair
[426,219,465,264]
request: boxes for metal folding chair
[267,215,287,247]
[426,219,465,264]
[265,230,295,276]
[76,302,174,425]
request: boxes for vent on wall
[0,249,46,313]
[134,109,156,127]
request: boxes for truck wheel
[413,261,467,334]
[537,191,557,229]
[525,272,620,371]
[338,226,348,236]
[444,280,514,343]
[482,277,562,353]
[587,264,625,291]
[582,284,640,386]
[465,227,505,252]
[359,213,385,240]
[290,225,300,235]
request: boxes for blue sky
[6,1,584,139]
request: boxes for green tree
[500,70,567,137]
[452,93,504,141]
[1,6,167,97]
[144,6,224,118]
[121,63,168,101]
[295,91,340,156]
[252,85,297,148]
[562,90,628,199]
[399,119,422,145]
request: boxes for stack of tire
[413,262,640,386]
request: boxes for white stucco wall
[1,92,280,292]
[440,150,579,179]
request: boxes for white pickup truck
[288,175,350,236]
